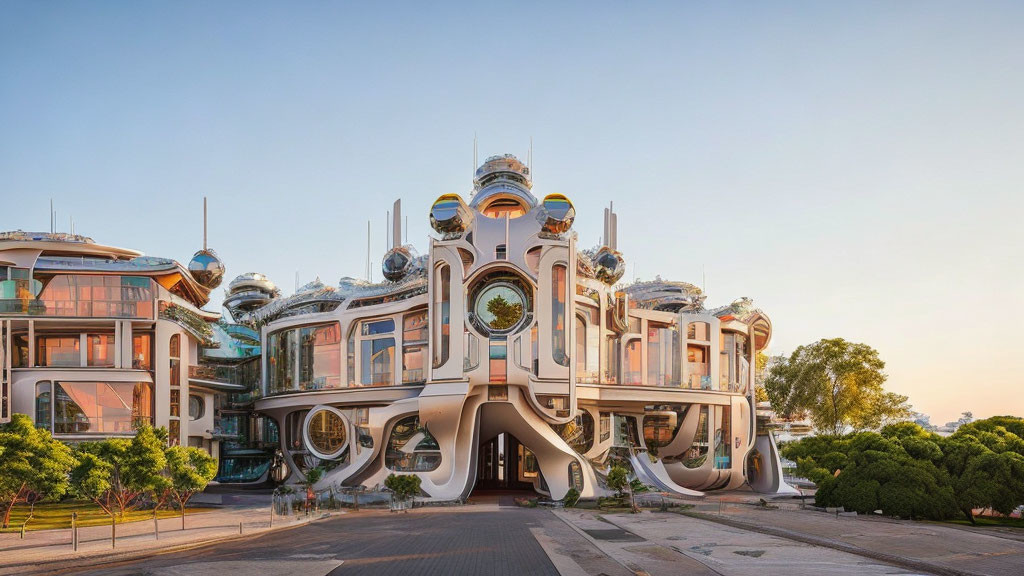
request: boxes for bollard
[239,521,243,535]
[72,512,78,551]
[111,516,117,549]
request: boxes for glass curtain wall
[647,323,680,387]
[268,323,341,394]
[35,381,153,435]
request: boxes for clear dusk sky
[1,2,1021,425]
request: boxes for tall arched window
[623,339,641,385]
[575,315,587,380]
[551,264,568,366]
[433,264,450,368]
[168,334,181,445]
[683,406,709,469]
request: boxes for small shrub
[563,488,580,508]
[385,473,422,500]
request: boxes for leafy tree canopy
[765,338,910,435]
[781,416,1024,523]
[0,414,76,528]
[71,425,167,519]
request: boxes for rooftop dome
[473,154,531,190]
[470,154,537,217]
[188,248,225,289]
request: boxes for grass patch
[1,501,215,532]
[943,516,1024,529]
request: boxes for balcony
[188,364,251,392]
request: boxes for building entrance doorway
[474,432,539,491]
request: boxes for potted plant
[385,473,421,512]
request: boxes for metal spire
[203,197,208,250]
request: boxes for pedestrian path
[0,499,338,576]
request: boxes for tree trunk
[2,500,14,530]
[181,505,186,531]
[962,506,976,525]
[2,483,26,529]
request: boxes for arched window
[35,381,51,430]
[682,406,709,469]
[714,406,732,469]
[575,315,587,380]
[169,335,180,382]
[386,415,441,472]
[551,264,569,366]
[481,197,528,219]
[433,264,450,368]
[169,334,181,444]
[623,338,641,385]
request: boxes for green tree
[783,418,1024,523]
[753,351,771,403]
[71,425,167,521]
[486,295,523,330]
[0,414,76,528]
[606,464,637,512]
[764,338,910,435]
[164,445,218,529]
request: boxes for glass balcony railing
[188,357,261,390]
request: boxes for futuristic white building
[0,224,233,456]
[247,154,795,500]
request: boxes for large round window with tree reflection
[470,273,532,335]
[303,406,348,460]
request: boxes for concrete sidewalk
[679,495,1024,576]
[0,497,341,576]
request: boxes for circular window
[303,406,348,460]
[474,282,527,333]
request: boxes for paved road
[66,507,563,576]
[42,496,1022,576]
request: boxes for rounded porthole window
[302,406,349,460]
[474,283,525,331]
[188,395,204,421]
[469,271,533,336]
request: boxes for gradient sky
[2,2,1021,425]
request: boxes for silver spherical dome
[382,245,416,282]
[188,248,225,289]
[539,193,575,235]
[430,194,473,235]
[593,247,625,285]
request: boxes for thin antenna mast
[529,136,533,175]
[203,197,208,250]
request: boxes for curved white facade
[253,154,792,500]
